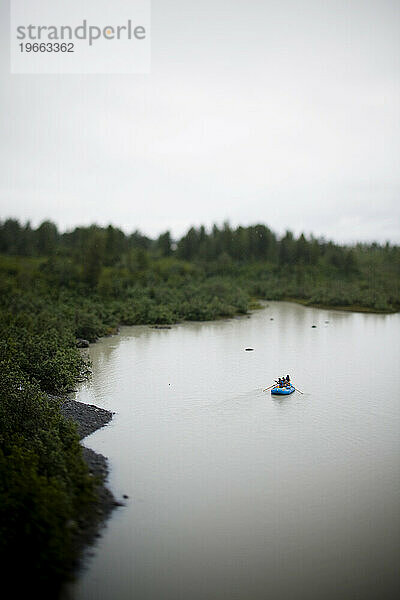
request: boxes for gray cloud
[0,0,399,243]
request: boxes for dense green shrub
[0,365,95,592]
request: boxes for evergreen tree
[157,231,172,257]
[177,227,199,260]
[82,233,104,288]
[279,231,295,265]
[36,221,58,256]
[0,219,22,254]
[104,225,126,266]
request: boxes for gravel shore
[60,398,114,440]
[60,399,122,576]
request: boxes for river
[66,301,400,600]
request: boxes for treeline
[0,219,151,259]
[1,218,399,312]
[0,218,369,271]
[1,218,396,273]
[0,218,399,593]
[176,224,358,270]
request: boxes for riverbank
[59,399,122,581]
[285,297,399,314]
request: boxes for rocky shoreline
[61,398,114,440]
[60,398,122,578]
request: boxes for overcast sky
[0,0,399,243]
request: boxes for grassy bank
[283,298,399,314]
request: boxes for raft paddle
[263,383,276,392]
[294,387,304,394]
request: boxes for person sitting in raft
[286,374,290,383]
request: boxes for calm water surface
[66,302,400,600]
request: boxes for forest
[0,217,399,593]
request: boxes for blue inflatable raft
[271,384,295,395]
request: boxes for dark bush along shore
[0,220,399,598]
